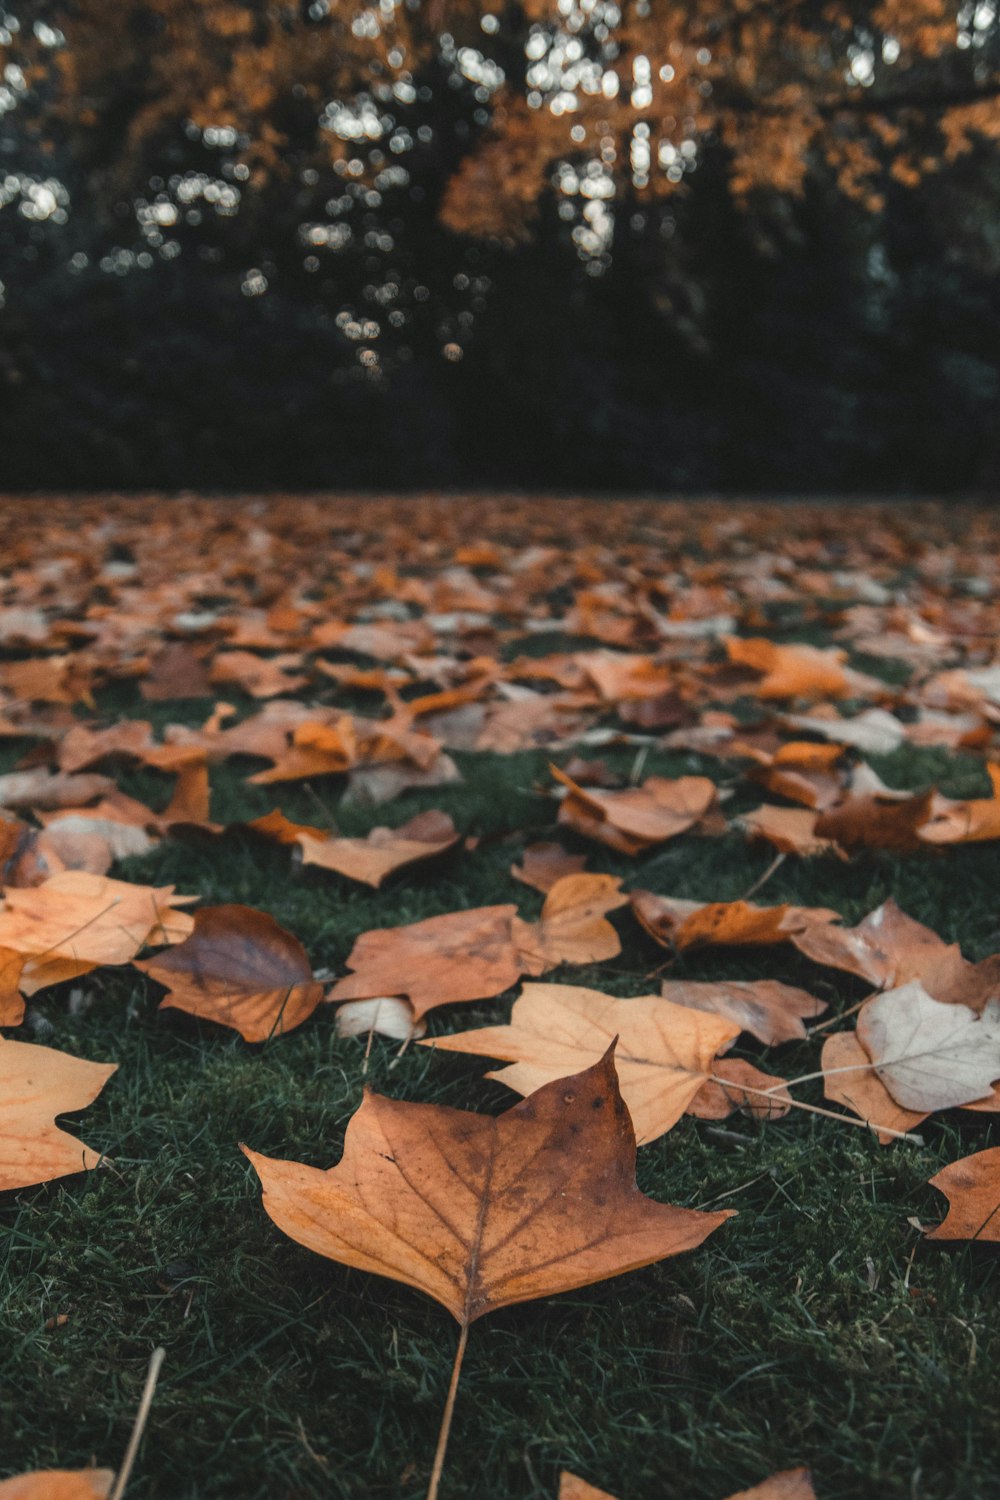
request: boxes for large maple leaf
[0,1037,116,1192]
[244,1050,730,1496]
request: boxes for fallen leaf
[687,1057,792,1120]
[553,764,717,855]
[558,1476,617,1500]
[632,893,837,953]
[727,1472,817,1500]
[0,1474,115,1499]
[0,814,67,887]
[918,763,1000,844]
[243,1049,732,1323]
[0,770,114,812]
[0,872,195,995]
[557,1469,816,1500]
[327,905,525,1019]
[421,982,739,1143]
[515,873,628,970]
[296,810,459,887]
[342,753,463,807]
[739,804,843,859]
[856,982,1000,1111]
[135,904,323,1041]
[925,1147,1000,1242]
[335,997,427,1042]
[511,842,588,893]
[0,1037,116,1191]
[659,978,826,1046]
[725,637,849,699]
[820,1032,928,1144]
[0,949,25,1026]
[813,789,935,854]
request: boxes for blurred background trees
[1,0,999,491]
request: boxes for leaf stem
[706,1075,923,1143]
[427,1322,469,1500]
[109,1346,165,1500]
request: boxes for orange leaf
[632,892,837,952]
[515,873,628,970]
[687,1057,792,1121]
[0,1037,116,1191]
[327,905,524,1019]
[296,810,459,887]
[724,636,849,700]
[511,842,588,893]
[791,898,1000,1009]
[813,789,935,854]
[740,804,843,859]
[135,904,323,1042]
[820,1032,928,1145]
[925,1147,1000,1242]
[558,1469,816,1500]
[0,872,195,996]
[243,1050,732,1324]
[553,765,717,855]
[421,982,739,1144]
[660,978,826,1046]
[0,1474,114,1499]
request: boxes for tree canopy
[1,0,999,490]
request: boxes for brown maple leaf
[925,1147,1000,1242]
[511,842,588,893]
[791,899,1000,1010]
[0,872,195,996]
[514,874,628,971]
[295,809,459,887]
[632,893,837,953]
[552,764,717,856]
[558,1468,816,1500]
[660,978,826,1047]
[0,1037,116,1191]
[244,1051,731,1495]
[420,982,741,1143]
[135,904,323,1042]
[0,1475,114,1499]
[326,905,524,1020]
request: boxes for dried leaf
[856,982,1000,1111]
[296,810,459,887]
[515,873,628,970]
[0,872,195,996]
[243,1050,732,1323]
[553,765,717,855]
[814,789,935,854]
[511,842,588,893]
[0,1037,116,1191]
[632,893,837,953]
[421,982,739,1144]
[687,1057,792,1120]
[725,637,849,699]
[135,904,323,1041]
[820,1032,928,1144]
[327,905,524,1019]
[0,1475,115,1499]
[925,1147,1000,1242]
[740,804,843,859]
[335,997,427,1042]
[660,978,826,1046]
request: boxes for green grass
[2,701,1000,1498]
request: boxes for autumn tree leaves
[6,0,1000,242]
[3,494,1000,1494]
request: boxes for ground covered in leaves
[1,496,999,1500]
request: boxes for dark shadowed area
[1,0,999,492]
